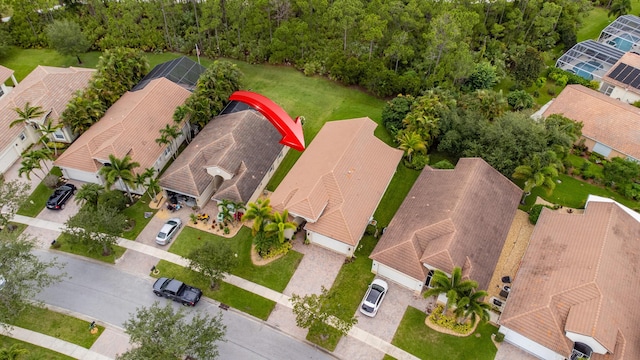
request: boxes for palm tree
[608,0,631,18]
[10,102,45,128]
[24,148,53,174]
[397,131,426,163]
[242,198,274,236]
[99,154,140,202]
[423,267,478,314]
[145,176,161,201]
[37,119,63,156]
[454,290,491,326]
[264,209,297,243]
[18,158,43,181]
[0,343,29,359]
[512,153,559,203]
[75,183,104,207]
[158,124,181,159]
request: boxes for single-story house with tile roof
[0,65,18,100]
[54,77,191,190]
[541,84,640,162]
[599,52,640,104]
[270,118,403,257]
[0,66,95,174]
[498,195,640,360]
[158,109,288,208]
[369,158,522,294]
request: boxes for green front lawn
[0,337,75,360]
[17,167,63,217]
[52,233,127,264]
[121,199,157,240]
[153,260,276,320]
[168,226,302,292]
[9,304,104,349]
[391,307,498,360]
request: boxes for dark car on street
[46,183,76,210]
[153,277,202,306]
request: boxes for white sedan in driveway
[155,218,182,245]
[359,278,388,317]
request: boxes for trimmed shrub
[528,204,546,224]
[98,190,127,211]
[494,332,505,342]
[431,160,455,169]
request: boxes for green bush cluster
[428,305,472,334]
[547,68,598,90]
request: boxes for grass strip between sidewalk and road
[7,304,104,349]
[169,226,302,293]
[152,261,276,320]
[0,336,75,360]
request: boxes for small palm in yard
[242,198,273,235]
[397,130,426,163]
[512,152,559,203]
[0,343,29,359]
[75,183,105,207]
[423,267,478,314]
[454,290,491,326]
[99,154,140,202]
[264,209,297,243]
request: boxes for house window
[163,147,171,157]
[0,88,4,97]
[53,129,65,140]
[425,269,435,288]
[18,132,26,141]
[601,83,614,96]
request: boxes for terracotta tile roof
[369,158,522,290]
[54,78,190,174]
[542,84,640,160]
[499,199,640,359]
[270,118,402,246]
[0,65,13,83]
[0,66,94,151]
[158,110,284,203]
[603,52,640,95]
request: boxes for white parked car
[359,278,388,317]
[155,218,182,245]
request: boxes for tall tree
[187,242,238,289]
[157,124,181,159]
[608,0,631,18]
[0,230,65,327]
[18,158,44,181]
[0,179,29,230]
[63,206,127,256]
[118,302,226,360]
[37,119,63,156]
[45,20,91,64]
[10,102,44,128]
[423,267,478,313]
[98,154,140,202]
[290,286,357,337]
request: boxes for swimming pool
[572,61,602,81]
[607,33,640,51]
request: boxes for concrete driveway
[36,181,83,224]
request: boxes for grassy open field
[577,2,640,42]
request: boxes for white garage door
[372,261,423,293]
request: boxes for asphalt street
[34,250,335,360]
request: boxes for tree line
[0,0,593,96]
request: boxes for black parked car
[46,183,76,210]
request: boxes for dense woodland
[0,0,593,96]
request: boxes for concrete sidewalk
[11,214,420,360]
[1,325,112,360]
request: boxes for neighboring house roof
[54,77,190,174]
[499,198,640,359]
[132,56,205,92]
[369,158,522,290]
[158,109,284,203]
[542,84,640,160]
[0,66,94,151]
[0,65,13,84]
[270,118,403,246]
[602,52,640,95]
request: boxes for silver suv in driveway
[155,218,182,245]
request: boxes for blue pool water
[608,33,640,51]
[572,61,602,81]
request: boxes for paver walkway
[9,215,420,360]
